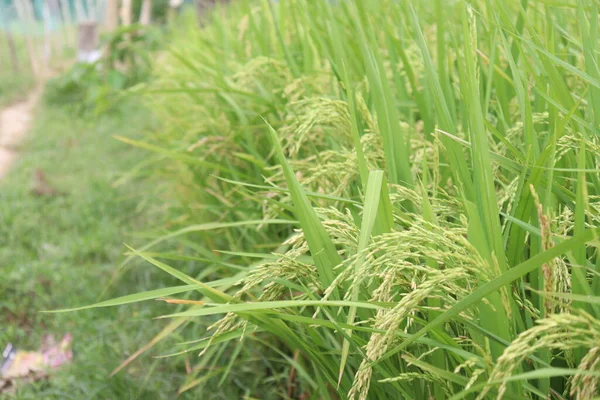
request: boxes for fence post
[120,0,132,26]
[42,0,53,64]
[58,0,75,47]
[74,0,87,22]
[104,0,119,30]
[14,0,42,78]
[77,20,98,62]
[0,13,20,73]
[139,0,152,25]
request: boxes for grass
[0,73,34,107]
[0,95,303,399]
[0,31,39,106]
[10,0,600,399]
[0,102,194,399]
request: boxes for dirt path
[0,90,41,179]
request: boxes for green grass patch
[0,102,179,398]
[0,71,34,107]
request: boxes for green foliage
[132,0,171,23]
[75,0,600,398]
[43,62,103,111]
[43,25,162,114]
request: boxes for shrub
[44,24,162,114]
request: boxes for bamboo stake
[77,20,98,62]
[58,0,75,48]
[120,0,132,26]
[139,0,152,25]
[104,0,119,31]
[58,0,73,24]
[0,12,15,72]
[95,0,103,27]
[0,31,5,72]
[167,0,183,23]
[0,6,20,73]
[42,0,53,64]
[14,0,41,78]
[74,0,87,22]
[85,0,96,21]
[47,0,64,56]
[26,0,46,78]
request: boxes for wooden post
[104,0,119,31]
[7,33,19,73]
[74,0,87,22]
[47,0,64,57]
[0,32,3,70]
[14,0,42,78]
[167,0,183,24]
[77,21,98,62]
[139,0,152,25]
[58,0,73,46]
[59,0,73,24]
[42,0,53,64]
[195,0,212,24]
[0,13,4,70]
[120,0,132,26]
[85,0,96,21]
[195,0,226,25]
[0,15,20,73]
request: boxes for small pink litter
[0,334,73,393]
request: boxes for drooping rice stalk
[66,0,600,398]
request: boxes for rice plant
[65,0,600,398]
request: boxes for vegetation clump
[69,1,600,398]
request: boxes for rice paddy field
[6,0,600,399]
